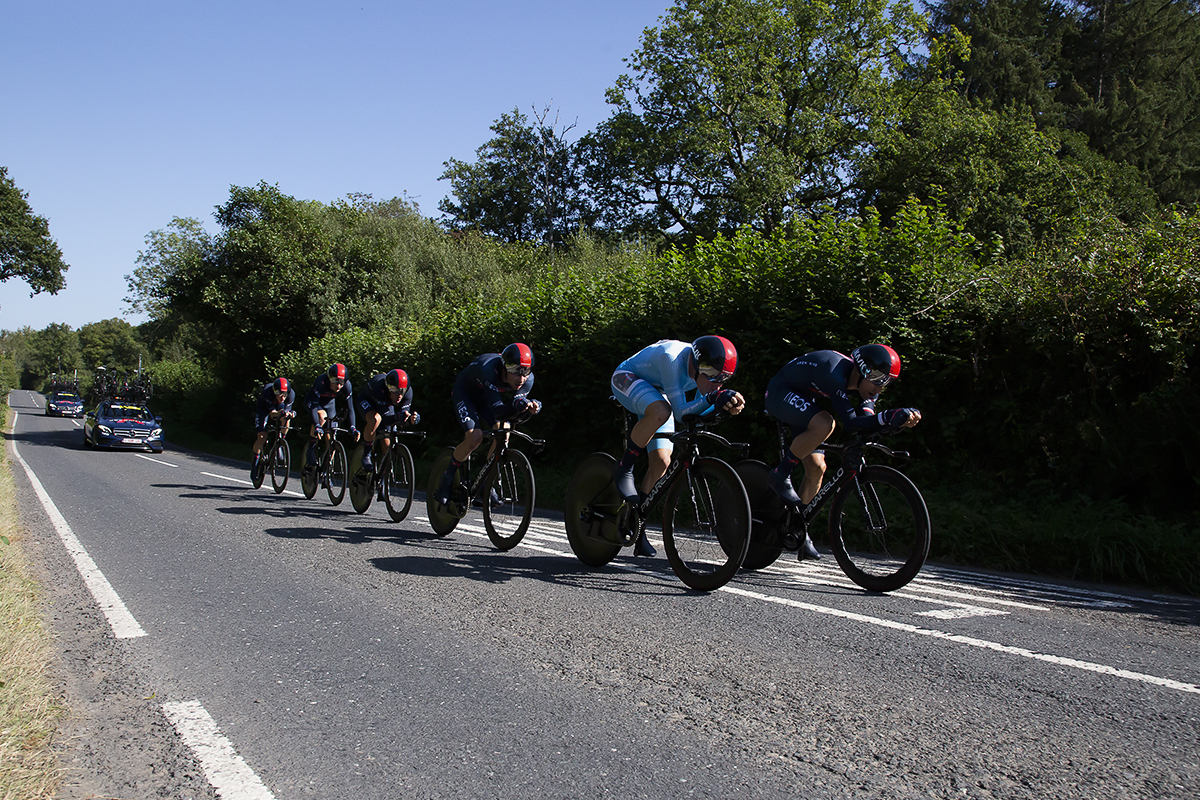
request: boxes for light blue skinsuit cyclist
[609,336,745,557]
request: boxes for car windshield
[53,393,80,402]
[106,405,154,421]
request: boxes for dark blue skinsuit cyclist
[303,363,359,469]
[434,343,542,504]
[764,345,920,559]
[356,369,417,472]
[251,377,295,478]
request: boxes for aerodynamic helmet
[691,335,738,383]
[327,363,347,382]
[502,343,534,376]
[272,377,289,394]
[850,344,901,387]
[385,368,408,392]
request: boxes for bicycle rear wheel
[384,443,415,522]
[733,460,788,570]
[300,442,318,500]
[482,449,535,550]
[425,446,465,536]
[327,440,349,506]
[828,465,930,592]
[251,435,269,489]
[270,438,291,494]
[563,453,623,567]
[348,443,374,514]
[662,457,751,591]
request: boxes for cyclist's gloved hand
[879,408,917,428]
[705,388,737,411]
[511,396,530,414]
[408,411,420,426]
[349,426,359,440]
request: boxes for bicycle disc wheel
[384,443,415,522]
[482,449,535,550]
[828,465,930,592]
[327,440,349,506]
[251,438,268,489]
[734,460,787,570]
[425,446,464,536]
[563,453,623,567]
[300,442,318,500]
[270,438,290,494]
[348,443,374,514]
[662,457,751,591]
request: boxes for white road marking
[201,470,306,497]
[7,410,147,639]
[162,700,276,800]
[136,453,179,468]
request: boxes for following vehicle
[83,401,164,453]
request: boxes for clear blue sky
[1,0,670,332]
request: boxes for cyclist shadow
[370,548,699,597]
[263,522,432,545]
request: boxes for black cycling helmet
[327,363,347,382]
[272,377,289,395]
[385,368,408,392]
[692,335,738,383]
[502,343,534,376]
[851,344,901,387]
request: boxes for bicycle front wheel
[327,440,349,506]
[482,449,535,550]
[270,438,291,494]
[563,453,623,568]
[425,446,464,536]
[733,459,787,570]
[300,442,318,500]
[662,457,751,591]
[828,465,930,592]
[384,443,415,522]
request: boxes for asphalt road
[7,389,1199,800]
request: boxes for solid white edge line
[162,700,276,800]
[7,409,147,639]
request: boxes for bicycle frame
[461,420,544,503]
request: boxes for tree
[582,0,932,238]
[78,318,147,371]
[0,166,68,297]
[20,323,80,387]
[439,107,589,245]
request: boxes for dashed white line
[136,453,179,468]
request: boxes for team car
[83,401,164,453]
[45,391,85,417]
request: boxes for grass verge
[0,403,63,799]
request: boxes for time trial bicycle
[251,415,292,494]
[564,402,752,592]
[300,419,350,506]
[425,410,544,550]
[735,420,931,592]
[348,422,425,521]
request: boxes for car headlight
[97,425,113,436]
[150,428,162,437]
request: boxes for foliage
[77,318,147,372]
[582,0,934,237]
[0,166,68,297]
[439,107,592,246]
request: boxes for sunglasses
[862,371,893,388]
[506,364,532,377]
[698,366,732,384]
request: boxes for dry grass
[0,405,63,799]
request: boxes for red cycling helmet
[851,344,901,386]
[692,335,738,383]
[327,363,347,382]
[272,377,289,394]
[385,368,408,392]
[502,343,534,376]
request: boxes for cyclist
[251,377,295,478]
[356,368,418,472]
[303,363,359,472]
[434,343,542,504]
[610,335,745,557]
[763,344,921,559]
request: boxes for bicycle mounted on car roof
[425,408,544,551]
[564,398,752,592]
